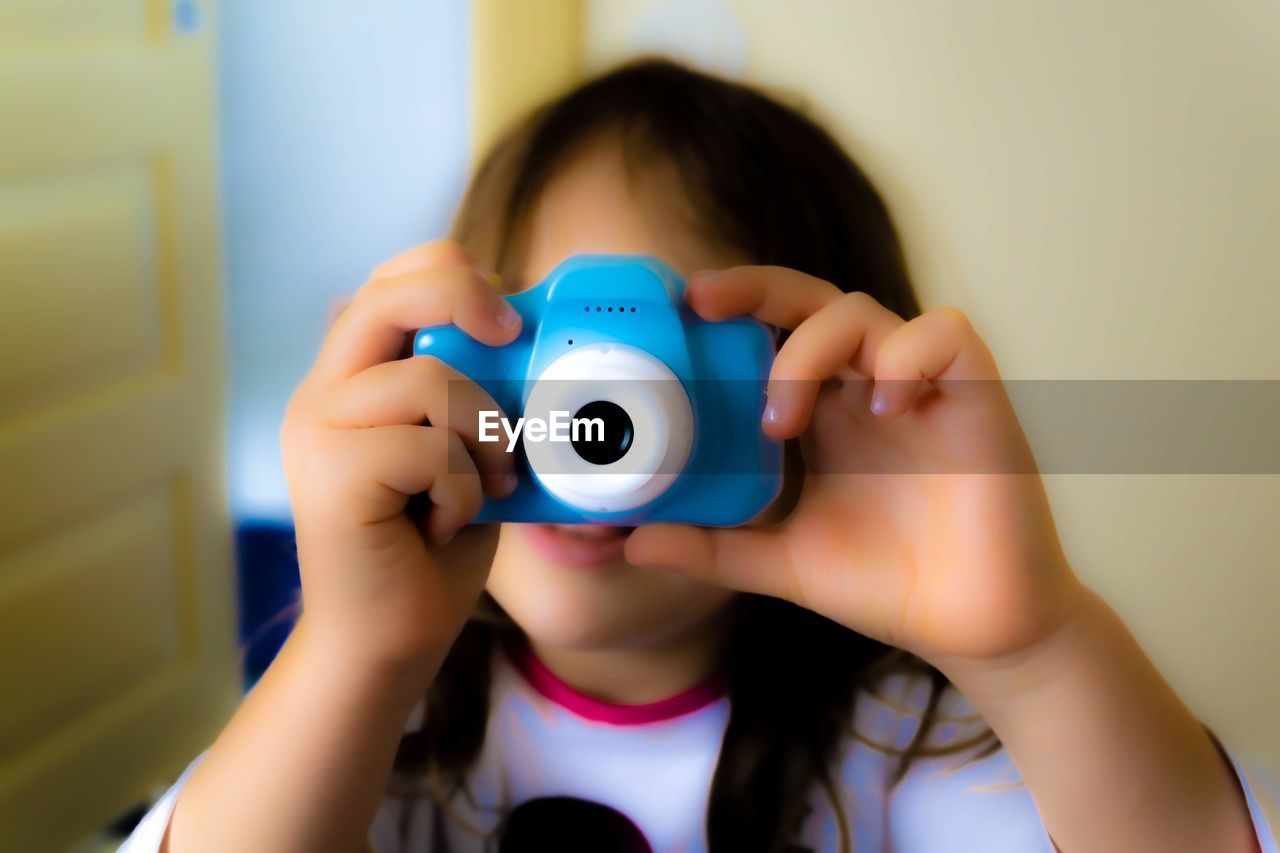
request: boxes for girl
[124,60,1277,852]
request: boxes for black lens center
[571,401,634,466]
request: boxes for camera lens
[571,400,634,465]
[522,343,693,513]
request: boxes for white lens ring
[523,344,693,513]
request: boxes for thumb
[624,524,792,600]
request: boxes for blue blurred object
[234,519,302,688]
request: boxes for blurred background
[1,1,1277,849]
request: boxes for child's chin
[489,573,738,659]
[486,527,736,651]
[501,592,650,651]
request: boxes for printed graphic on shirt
[499,796,652,853]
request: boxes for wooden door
[0,1,240,848]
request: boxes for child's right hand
[280,241,521,683]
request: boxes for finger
[764,291,905,439]
[425,431,486,545]
[325,241,480,332]
[341,425,485,544]
[372,240,504,289]
[311,266,521,387]
[624,524,797,601]
[321,356,517,497]
[871,307,1001,419]
[685,266,842,329]
[326,295,353,329]
[370,240,473,279]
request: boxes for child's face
[485,139,747,652]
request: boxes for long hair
[393,58,995,852]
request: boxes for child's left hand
[625,265,1088,670]
[624,267,1263,853]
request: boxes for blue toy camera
[412,255,782,526]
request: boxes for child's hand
[625,266,1087,670]
[281,241,520,680]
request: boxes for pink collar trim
[508,641,727,726]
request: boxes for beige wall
[471,0,582,156]
[585,0,1280,767]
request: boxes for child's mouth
[522,524,635,568]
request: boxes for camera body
[412,255,782,526]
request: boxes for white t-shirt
[122,643,1279,852]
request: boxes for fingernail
[870,390,887,415]
[688,269,720,284]
[501,471,518,495]
[763,403,781,424]
[474,263,503,289]
[497,301,520,329]
[434,521,458,545]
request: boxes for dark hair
[393,58,994,852]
